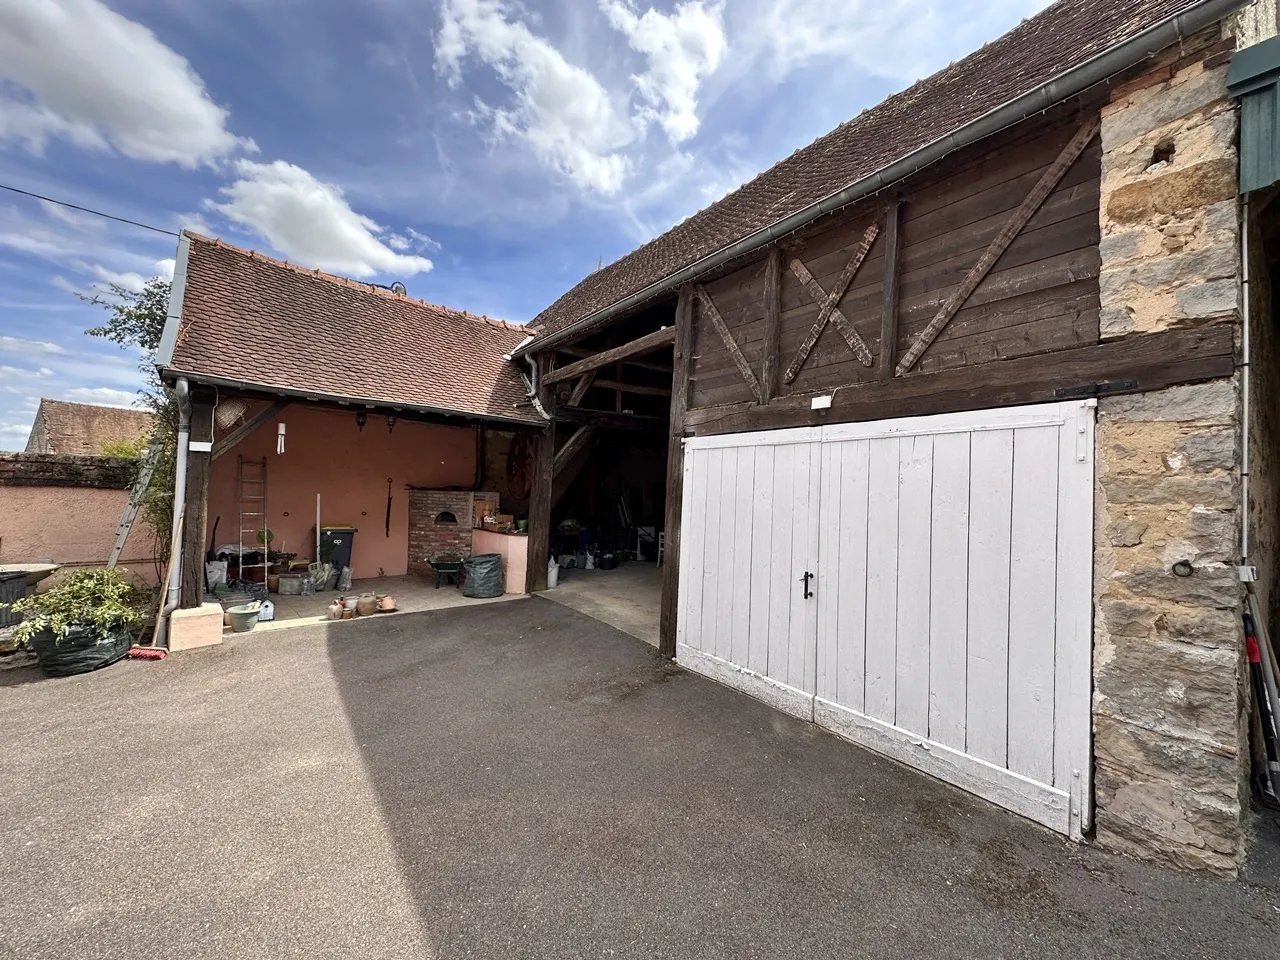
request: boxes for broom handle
[148,506,185,647]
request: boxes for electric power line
[0,182,179,237]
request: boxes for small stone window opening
[1148,141,1175,170]
[435,511,458,525]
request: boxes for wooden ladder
[237,455,270,581]
[106,439,165,569]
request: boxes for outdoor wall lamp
[356,411,367,432]
[386,414,397,434]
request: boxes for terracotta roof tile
[167,234,540,424]
[25,400,152,456]
[531,0,1212,336]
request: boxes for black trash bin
[462,553,504,598]
[318,526,358,570]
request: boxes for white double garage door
[676,401,1095,839]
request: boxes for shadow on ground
[2,599,1277,959]
[323,598,1280,959]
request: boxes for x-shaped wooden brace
[783,220,880,383]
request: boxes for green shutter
[1228,35,1280,195]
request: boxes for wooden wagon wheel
[508,432,536,500]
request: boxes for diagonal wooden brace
[895,115,1101,376]
[784,221,880,382]
[694,284,763,402]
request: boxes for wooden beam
[896,115,1101,376]
[660,288,694,659]
[693,284,763,402]
[542,326,676,385]
[525,355,555,593]
[559,346,673,375]
[784,221,879,381]
[566,371,595,406]
[686,325,1234,436]
[879,200,902,381]
[556,407,668,432]
[554,425,595,476]
[180,394,215,608]
[591,379,672,397]
[211,400,289,460]
[761,248,782,402]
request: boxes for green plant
[10,568,149,646]
[101,436,146,459]
[256,528,274,545]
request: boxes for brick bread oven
[408,490,498,577]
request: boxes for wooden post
[180,389,215,608]
[879,200,902,380]
[525,354,556,593]
[660,288,694,659]
[762,247,782,402]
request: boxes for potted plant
[9,568,148,677]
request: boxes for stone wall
[1093,43,1247,875]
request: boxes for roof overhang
[159,367,546,430]
[155,231,190,369]
[514,0,1249,360]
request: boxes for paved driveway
[2,599,1277,959]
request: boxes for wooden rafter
[542,326,676,386]
[761,248,782,401]
[554,425,595,476]
[784,220,880,382]
[593,379,671,397]
[566,371,595,406]
[895,116,1101,376]
[694,284,763,402]
[211,400,289,460]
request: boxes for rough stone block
[1096,636,1240,743]
[1111,563,1242,608]
[1100,380,1236,423]
[1099,597,1156,637]
[1101,65,1229,151]
[1107,517,1148,547]
[1176,278,1239,318]
[1156,603,1242,648]
[1175,426,1237,471]
[1102,474,1235,507]
[1105,158,1238,224]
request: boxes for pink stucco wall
[472,529,529,594]
[207,405,476,578]
[0,486,159,587]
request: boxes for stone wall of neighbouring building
[1093,37,1248,875]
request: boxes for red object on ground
[127,647,166,661]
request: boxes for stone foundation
[1093,40,1247,875]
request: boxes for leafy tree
[83,278,176,578]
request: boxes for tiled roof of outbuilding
[166,233,540,424]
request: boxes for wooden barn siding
[689,122,1102,410]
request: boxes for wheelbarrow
[427,557,464,589]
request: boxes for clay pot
[377,594,397,612]
[267,574,280,594]
[342,608,354,619]
[342,596,359,611]
[326,601,343,621]
[356,594,377,617]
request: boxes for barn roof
[161,233,541,426]
[523,0,1240,351]
[25,400,153,456]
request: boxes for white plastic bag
[337,566,353,591]
[547,559,559,588]
[205,560,228,589]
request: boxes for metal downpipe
[156,377,191,648]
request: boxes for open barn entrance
[537,300,677,647]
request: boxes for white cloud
[208,160,434,278]
[0,335,67,356]
[600,1,726,143]
[155,258,175,282]
[0,0,252,166]
[437,0,634,194]
[62,387,137,407]
[90,265,149,294]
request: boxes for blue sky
[0,0,1050,450]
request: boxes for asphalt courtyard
[2,598,1278,959]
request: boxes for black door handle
[800,571,814,600]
